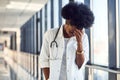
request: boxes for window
[0,43,4,51]
[92,0,108,80]
[42,8,45,34]
[74,0,84,3]
[62,0,69,24]
[53,0,59,28]
[94,69,108,80]
[47,0,51,29]
[115,0,120,68]
[118,0,120,67]
[45,4,48,31]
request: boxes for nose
[70,30,74,36]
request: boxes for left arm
[75,42,85,69]
[74,29,85,69]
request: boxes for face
[63,20,77,37]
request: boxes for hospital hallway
[0,0,120,80]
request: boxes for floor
[0,53,11,80]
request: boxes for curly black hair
[61,2,94,29]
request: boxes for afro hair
[61,2,94,29]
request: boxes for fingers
[75,29,84,35]
[73,29,83,41]
[74,29,83,36]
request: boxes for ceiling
[0,0,48,29]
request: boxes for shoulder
[44,28,58,36]
[83,32,89,42]
[84,33,88,38]
[43,28,59,39]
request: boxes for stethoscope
[49,26,61,60]
[50,26,61,48]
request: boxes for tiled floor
[0,54,10,80]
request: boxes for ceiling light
[6,1,43,11]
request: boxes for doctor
[39,2,94,80]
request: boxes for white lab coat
[39,25,89,80]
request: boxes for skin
[43,20,85,80]
[63,20,85,69]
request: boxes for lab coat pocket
[49,59,61,80]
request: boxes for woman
[39,2,94,80]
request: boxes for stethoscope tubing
[50,26,61,48]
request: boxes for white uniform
[39,26,89,80]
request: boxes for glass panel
[45,5,47,31]
[92,0,108,66]
[119,0,120,68]
[74,0,84,3]
[42,8,45,34]
[53,0,59,28]
[37,12,41,52]
[62,0,69,24]
[92,0,108,80]
[47,0,51,30]
[94,69,108,80]
[34,15,37,53]
[0,43,4,51]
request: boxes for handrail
[85,64,120,74]
[4,47,120,74]
[3,47,40,79]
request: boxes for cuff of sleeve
[75,58,88,70]
[39,61,50,68]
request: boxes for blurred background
[0,0,120,80]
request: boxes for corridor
[0,0,120,80]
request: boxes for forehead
[65,20,75,28]
[65,20,83,30]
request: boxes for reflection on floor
[0,53,10,80]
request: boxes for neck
[63,25,71,38]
